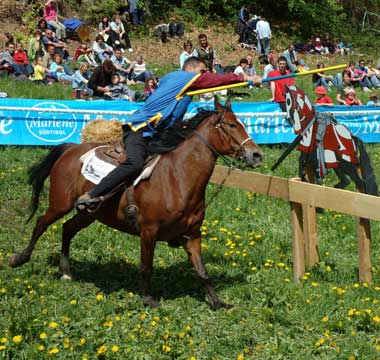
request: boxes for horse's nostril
[253,152,263,161]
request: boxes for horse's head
[285,85,315,134]
[211,99,263,168]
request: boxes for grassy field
[1,60,380,359]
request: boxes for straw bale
[81,119,123,144]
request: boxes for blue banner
[0,98,380,145]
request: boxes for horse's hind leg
[59,213,95,280]
[184,232,232,310]
[340,162,366,193]
[333,167,350,189]
[9,208,68,268]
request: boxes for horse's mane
[148,108,216,154]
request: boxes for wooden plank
[211,166,289,200]
[288,179,380,221]
[290,202,305,282]
[303,204,319,268]
[356,217,372,284]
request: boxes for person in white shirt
[110,13,133,52]
[256,16,272,56]
[128,54,153,84]
[234,58,248,76]
[92,34,113,63]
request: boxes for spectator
[88,58,115,98]
[315,86,334,107]
[4,43,26,77]
[312,62,339,89]
[367,93,380,106]
[365,59,380,88]
[262,52,277,84]
[344,88,362,106]
[337,39,353,55]
[27,29,45,63]
[37,18,49,37]
[33,56,51,85]
[42,28,69,60]
[143,76,158,100]
[336,71,354,105]
[13,42,33,76]
[43,0,66,40]
[73,41,97,65]
[4,32,14,47]
[236,4,251,44]
[193,33,219,72]
[128,54,153,83]
[98,16,118,47]
[169,18,185,39]
[282,44,308,73]
[105,73,135,101]
[154,21,169,43]
[245,53,256,76]
[323,33,336,54]
[128,0,143,26]
[92,34,113,63]
[49,53,75,83]
[256,16,271,56]
[268,55,295,111]
[313,37,328,55]
[357,59,376,89]
[110,13,133,52]
[111,48,132,77]
[346,60,371,91]
[72,62,93,98]
[234,58,248,76]
[179,40,193,69]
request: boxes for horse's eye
[229,123,237,128]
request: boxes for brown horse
[10,100,263,309]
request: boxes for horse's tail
[27,143,75,223]
[355,136,379,196]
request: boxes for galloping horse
[284,85,378,196]
[10,100,263,309]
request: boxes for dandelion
[49,322,58,329]
[96,294,104,301]
[79,338,86,346]
[326,265,331,272]
[111,345,119,352]
[37,344,44,351]
[237,355,244,360]
[0,338,7,344]
[315,338,325,347]
[185,325,191,331]
[283,278,290,283]
[103,320,113,327]
[0,288,6,294]
[70,299,77,305]
[12,335,22,344]
[373,316,380,323]
[39,332,47,339]
[151,321,157,327]
[321,316,328,323]
[179,332,185,339]
[162,344,171,353]
[0,346,5,351]
[140,313,147,320]
[97,345,107,354]
[48,347,59,355]
[348,308,356,316]
[311,282,319,287]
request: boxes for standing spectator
[88,59,115,98]
[192,33,217,71]
[256,16,271,56]
[315,86,334,107]
[236,4,251,44]
[27,29,45,63]
[128,0,143,26]
[179,40,193,69]
[110,13,133,52]
[268,56,295,111]
[13,42,33,76]
[43,0,66,40]
[92,35,113,63]
[72,62,93,97]
[245,53,256,76]
[42,28,69,60]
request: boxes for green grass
[1,144,380,359]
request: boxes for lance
[185,64,347,97]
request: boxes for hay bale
[81,119,123,144]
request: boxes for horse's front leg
[139,228,160,308]
[184,232,232,310]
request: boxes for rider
[75,57,261,212]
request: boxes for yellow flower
[0,338,7,344]
[111,345,119,352]
[321,316,329,323]
[0,288,6,294]
[49,322,58,329]
[140,313,147,320]
[237,355,244,360]
[70,299,77,305]
[315,338,325,347]
[103,320,113,327]
[179,332,185,339]
[151,321,157,327]
[373,316,380,323]
[96,294,104,301]
[185,325,191,331]
[311,282,319,287]
[97,345,107,354]
[36,345,44,351]
[79,338,86,346]
[162,344,171,353]
[348,308,356,316]
[48,347,59,355]
[12,335,22,344]
[0,345,5,351]
[39,332,47,339]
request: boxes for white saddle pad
[80,146,160,185]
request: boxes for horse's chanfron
[10,99,262,309]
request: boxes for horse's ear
[214,96,223,112]
[224,99,232,111]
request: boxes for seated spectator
[154,20,170,43]
[73,41,97,65]
[49,53,75,83]
[346,60,371,91]
[313,37,328,55]
[33,56,52,84]
[323,33,336,54]
[365,59,380,88]
[128,54,153,83]
[234,58,248,76]
[88,58,115,98]
[13,42,33,76]
[43,0,66,40]
[27,29,45,63]
[282,44,308,73]
[344,88,362,106]
[98,16,118,47]
[104,73,135,101]
[336,71,354,105]
[37,18,50,37]
[92,34,113,63]
[315,86,334,107]
[245,53,256,76]
[143,76,157,100]
[357,58,378,89]
[72,62,93,98]
[367,93,380,106]
[110,13,133,52]
[262,53,277,86]
[337,39,353,55]
[179,40,193,69]
[110,48,132,77]
[4,32,14,47]
[169,18,185,39]
[0,43,18,76]
[312,62,339,89]
[42,28,69,60]
[4,43,28,78]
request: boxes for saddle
[94,141,127,166]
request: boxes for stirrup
[75,194,102,213]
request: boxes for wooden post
[290,202,305,283]
[303,204,319,268]
[356,217,372,284]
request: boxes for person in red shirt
[315,86,334,107]
[268,56,295,111]
[12,42,33,76]
[344,88,362,106]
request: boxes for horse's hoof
[60,274,73,281]
[211,301,234,310]
[143,296,161,308]
[9,254,28,268]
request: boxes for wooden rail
[210,165,380,284]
